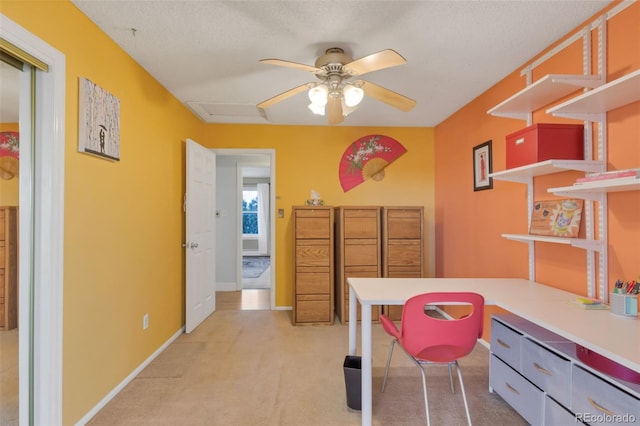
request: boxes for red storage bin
[505,123,584,169]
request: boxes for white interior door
[185,138,216,333]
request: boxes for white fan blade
[344,49,407,76]
[257,84,310,109]
[327,96,344,125]
[259,59,321,73]
[361,80,416,112]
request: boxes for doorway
[1,14,66,424]
[240,163,271,290]
[0,59,21,426]
[214,150,275,309]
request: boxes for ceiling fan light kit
[307,82,363,117]
[308,85,328,106]
[257,47,416,125]
[343,84,364,107]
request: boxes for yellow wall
[0,122,19,205]
[435,2,639,335]
[198,125,435,306]
[2,2,208,423]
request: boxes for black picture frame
[473,140,493,191]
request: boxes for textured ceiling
[4,1,609,127]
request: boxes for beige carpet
[0,328,19,426]
[87,297,526,426]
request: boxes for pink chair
[380,292,484,426]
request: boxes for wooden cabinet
[0,206,18,330]
[381,206,424,320]
[334,206,381,324]
[292,206,334,325]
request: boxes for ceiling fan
[257,47,416,125]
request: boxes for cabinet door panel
[343,267,381,323]
[490,355,544,425]
[0,269,4,327]
[344,293,381,322]
[571,365,640,423]
[545,395,581,425]
[344,266,379,275]
[345,239,378,266]
[491,319,523,371]
[386,267,422,277]
[386,240,421,266]
[295,217,331,239]
[296,295,331,323]
[386,210,422,239]
[296,241,331,267]
[522,338,571,407]
[296,272,330,294]
[344,215,378,239]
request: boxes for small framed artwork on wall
[78,77,121,161]
[473,140,493,191]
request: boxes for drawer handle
[533,362,553,376]
[505,382,520,396]
[497,338,511,349]
[588,397,616,416]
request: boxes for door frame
[214,149,276,309]
[1,14,65,424]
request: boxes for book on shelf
[570,297,609,310]
[575,168,640,183]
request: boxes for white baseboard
[217,281,237,291]
[75,327,184,426]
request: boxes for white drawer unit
[490,355,544,425]
[490,314,640,425]
[522,337,571,407]
[571,365,640,425]
[545,395,582,425]
[490,318,522,370]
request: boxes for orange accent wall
[435,0,640,334]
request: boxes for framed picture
[473,140,493,191]
[78,77,121,161]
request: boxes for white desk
[347,277,640,426]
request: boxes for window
[242,189,258,235]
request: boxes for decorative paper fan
[0,131,19,180]
[339,134,407,192]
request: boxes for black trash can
[343,355,362,410]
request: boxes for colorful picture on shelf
[338,134,407,192]
[529,199,584,238]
